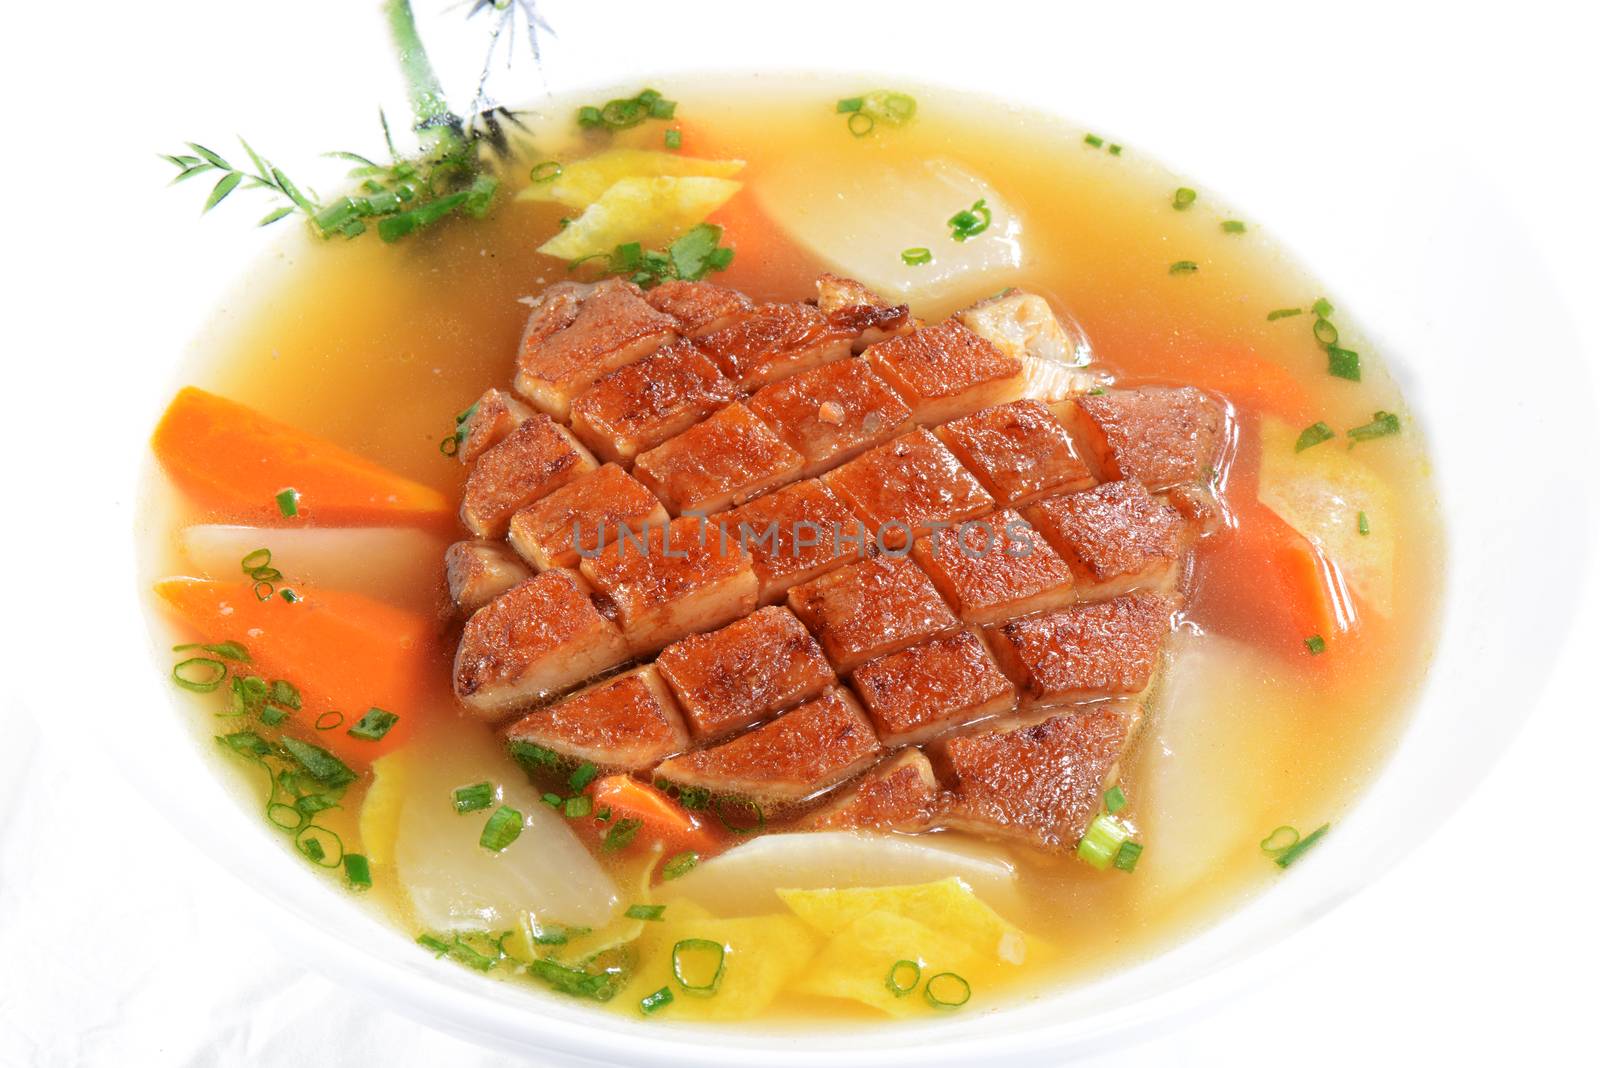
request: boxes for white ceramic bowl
[34,2,1595,1063]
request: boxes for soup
[139,77,1443,1026]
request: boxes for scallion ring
[267,801,305,831]
[1260,826,1301,854]
[173,657,228,693]
[885,959,921,996]
[529,160,563,183]
[295,823,344,868]
[1313,318,1339,346]
[240,548,272,572]
[924,972,972,1009]
[847,111,875,137]
[315,710,345,731]
[715,796,765,835]
[671,938,726,996]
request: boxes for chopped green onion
[639,986,674,1015]
[947,199,992,242]
[453,782,494,814]
[240,547,272,571]
[901,246,933,266]
[1169,260,1199,274]
[173,657,228,693]
[279,737,356,787]
[1273,823,1330,868]
[172,639,252,661]
[1326,346,1362,381]
[529,160,562,183]
[924,972,972,1009]
[347,707,399,741]
[664,128,681,150]
[1304,634,1327,655]
[528,956,624,1000]
[1260,825,1301,854]
[1312,297,1334,318]
[596,806,612,822]
[1113,840,1144,873]
[1104,785,1127,814]
[1267,307,1303,321]
[885,959,921,996]
[626,903,666,921]
[344,853,372,888]
[865,91,916,125]
[1108,143,1123,156]
[259,703,289,726]
[671,938,726,996]
[715,796,765,835]
[529,921,591,945]
[1221,219,1247,233]
[1084,133,1105,147]
[1077,813,1134,870]
[564,795,592,819]
[509,738,565,775]
[1172,187,1197,210]
[314,710,345,731]
[479,805,523,851]
[1357,511,1370,536]
[1295,422,1335,452]
[275,488,300,517]
[847,112,875,137]
[295,824,343,868]
[418,932,451,955]
[1313,318,1339,346]
[268,679,300,709]
[603,817,642,852]
[568,762,599,791]
[662,850,699,880]
[576,105,603,129]
[542,792,562,808]
[1348,410,1401,443]
[836,96,864,113]
[279,588,300,603]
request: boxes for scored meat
[445,275,1231,858]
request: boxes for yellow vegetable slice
[518,149,744,209]
[1258,416,1396,617]
[620,912,819,1021]
[778,877,1024,962]
[792,910,975,1018]
[537,175,743,260]
[356,752,405,868]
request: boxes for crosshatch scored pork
[449,274,1230,858]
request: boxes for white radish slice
[754,157,1028,312]
[663,831,1019,917]
[391,726,621,932]
[178,525,447,610]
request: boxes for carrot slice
[589,775,725,864]
[152,387,452,528]
[154,577,440,766]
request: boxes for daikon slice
[663,831,1019,917]
[754,157,1027,311]
[178,525,446,611]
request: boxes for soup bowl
[40,2,1595,1063]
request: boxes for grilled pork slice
[787,553,959,672]
[823,428,995,548]
[987,591,1174,708]
[456,387,534,466]
[849,629,1015,746]
[506,463,668,571]
[653,686,882,805]
[816,273,915,351]
[746,357,914,479]
[1065,386,1228,490]
[644,279,754,338]
[452,568,629,718]
[956,289,1078,365]
[656,605,835,742]
[633,403,803,515]
[937,400,1095,507]
[578,516,758,655]
[717,479,866,604]
[461,416,599,539]
[503,664,689,771]
[568,340,741,464]
[696,302,856,390]
[1026,480,1190,598]
[800,749,942,831]
[936,702,1134,852]
[514,278,679,418]
[910,512,1076,625]
[445,540,531,614]
[866,319,1024,424]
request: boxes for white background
[2,1,1597,1064]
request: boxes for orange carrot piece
[590,775,725,863]
[154,577,440,766]
[152,386,452,528]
